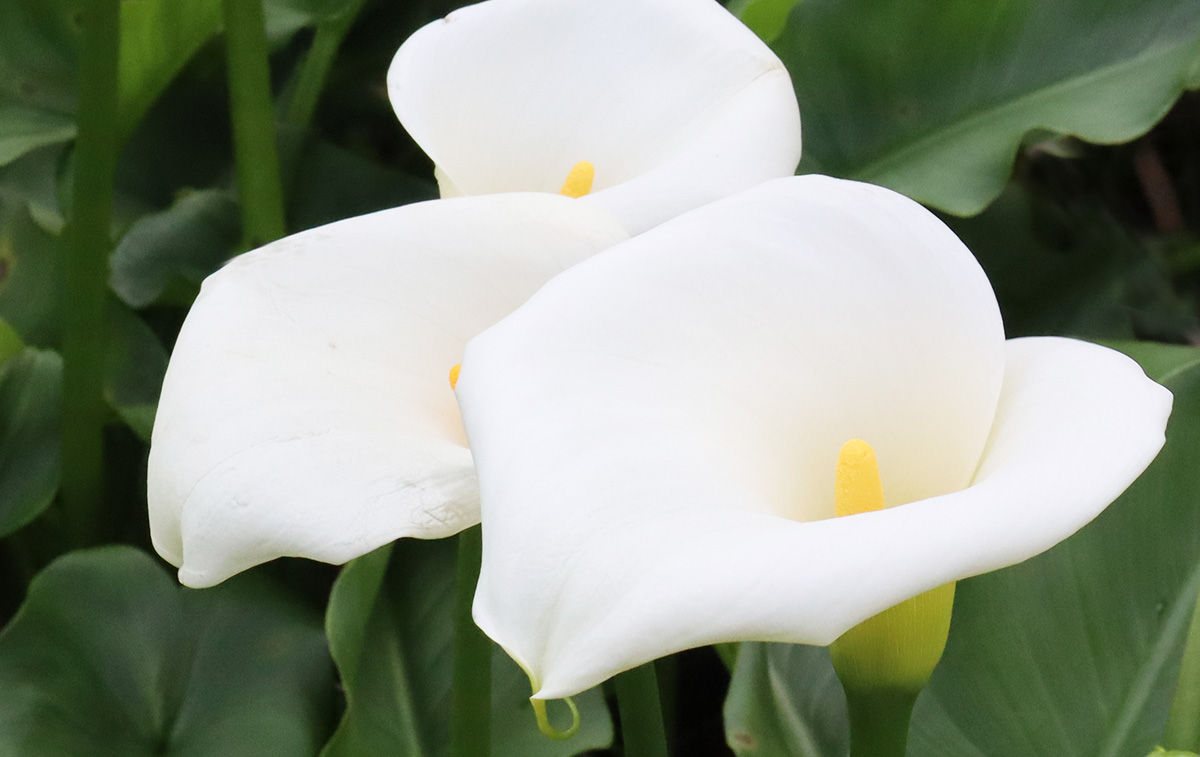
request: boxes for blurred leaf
[950,185,1195,341]
[0,0,358,169]
[0,0,83,135]
[728,0,802,43]
[0,201,60,346]
[724,643,846,757]
[0,106,76,167]
[0,193,170,438]
[0,348,61,538]
[322,538,613,757]
[0,317,22,365]
[117,0,224,142]
[0,0,81,167]
[779,0,1200,214]
[104,299,167,441]
[110,189,239,308]
[286,133,436,232]
[265,0,361,38]
[0,546,335,755]
[0,146,68,230]
[725,343,1200,756]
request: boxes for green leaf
[728,0,803,43]
[0,0,81,167]
[0,193,62,347]
[104,299,167,441]
[117,0,225,142]
[265,0,360,38]
[286,133,436,232]
[0,348,61,538]
[109,188,239,308]
[0,0,355,167]
[724,643,847,757]
[0,197,168,439]
[724,342,1200,756]
[950,186,1195,341]
[778,0,1200,214]
[0,105,76,167]
[322,539,613,756]
[0,317,23,365]
[0,546,335,755]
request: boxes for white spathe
[456,175,1173,699]
[147,194,627,588]
[387,0,802,235]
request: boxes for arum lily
[387,0,803,234]
[147,194,627,587]
[455,175,1173,699]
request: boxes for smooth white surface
[148,194,627,588]
[388,0,802,234]
[457,176,1171,697]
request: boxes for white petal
[148,194,627,588]
[457,175,1011,696]
[388,0,802,234]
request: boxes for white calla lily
[455,175,1172,699]
[147,194,627,588]
[387,0,802,234]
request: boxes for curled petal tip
[531,696,581,740]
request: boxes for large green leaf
[0,347,61,538]
[778,0,1200,214]
[323,537,613,756]
[0,546,335,755]
[724,342,1200,756]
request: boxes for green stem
[282,0,368,128]
[450,526,491,757]
[61,0,119,546]
[1165,587,1200,750]
[843,688,917,757]
[614,663,670,757]
[713,642,739,672]
[222,0,286,247]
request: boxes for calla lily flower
[455,175,1173,699]
[148,194,627,588]
[387,0,803,234]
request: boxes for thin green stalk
[450,526,491,757]
[222,0,286,247]
[1165,589,1200,750]
[713,642,739,672]
[614,662,670,757]
[61,0,119,546]
[843,688,917,757]
[283,0,368,128]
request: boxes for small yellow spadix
[828,438,956,753]
[558,161,595,198]
[449,363,461,390]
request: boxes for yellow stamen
[449,363,461,390]
[558,161,595,198]
[835,438,885,518]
